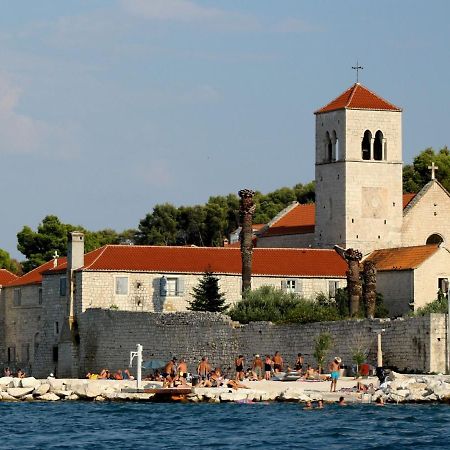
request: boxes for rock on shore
[1,374,450,403]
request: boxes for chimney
[67,231,85,272]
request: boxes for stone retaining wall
[76,310,447,377]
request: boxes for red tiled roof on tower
[0,269,18,286]
[315,83,402,114]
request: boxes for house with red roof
[0,231,347,376]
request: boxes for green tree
[188,271,228,312]
[313,333,333,373]
[0,249,22,274]
[403,147,450,193]
[135,203,178,245]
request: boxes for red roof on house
[0,269,18,286]
[315,83,402,114]
[365,245,439,271]
[43,245,347,278]
[7,258,67,287]
[260,194,416,238]
[264,203,316,236]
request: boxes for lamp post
[373,329,385,368]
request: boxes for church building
[258,82,450,314]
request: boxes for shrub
[228,286,340,324]
[313,333,333,373]
[188,271,228,312]
[411,297,448,316]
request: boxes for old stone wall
[256,233,315,248]
[76,310,446,377]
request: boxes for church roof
[0,269,18,286]
[258,194,416,238]
[315,83,402,114]
[7,258,67,287]
[365,245,440,271]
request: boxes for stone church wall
[257,233,315,248]
[76,310,446,376]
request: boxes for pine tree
[188,271,228,312]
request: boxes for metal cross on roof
[352,60,363,83]
[53,250,59,259]
[428,161,439,180]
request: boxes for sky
[1,0,450,259]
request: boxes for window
[115,277,129,295]
[59,277,67,297]
[52,346,58,363]
[7,346,16,363]
[361,130,372,160]
[426,234,444,245]
[13,289,22,307]
[54,321,59,336]
[325,132,332,162]
[329,281,339,299]
[160,277,185,297]
[282,279,302,295]
[38,288,43,305]
[438,278,448,298]
[374,130,383,160]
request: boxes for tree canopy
[188,271,228,312]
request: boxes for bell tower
[314,83,403,255]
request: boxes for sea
[1,402,448,449]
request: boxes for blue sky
[1,0,449,258]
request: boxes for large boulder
[33,384,50,396]
[0,392,18,401]
[39,393,61,401]
[7,387,35,398]
[0,377,13,388]
[429,382,450,400]
[20,377,40,389]
[220,391,250,402]
[53,390,73,398]
[280,387,311,402]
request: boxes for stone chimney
[67,231,84,272]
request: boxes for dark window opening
[362,130,371,160]
[52,346,59,363]
[426,234,444,245]
[374,130,383,160]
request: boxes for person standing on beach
[197,357,211,381]
[252,355,263,380]
[294,353,304,372]
[235,355,245,381]
[329,357,342,392]
[264,355,272,380]
[273,351,283,373]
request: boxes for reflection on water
[1,402,449,449]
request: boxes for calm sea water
[0,402,448,449]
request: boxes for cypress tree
[188,271,227,312]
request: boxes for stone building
[0,234,347,376]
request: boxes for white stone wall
[402,182,450,247]
[315,109,403,254]
[75,271,346,313]
[414,247,450,310]
[257,233,314,248]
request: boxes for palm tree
[238,189,256,295]
[363,260,377,319]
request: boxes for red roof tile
[7,258,67,287]
[0,269,18,286]
[365,245,439,271]
[315,83,402,114]
[260,194,416,238]
[78,245,347,278]
[264,203,315,236]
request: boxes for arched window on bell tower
[374,130,383,161]
[325,131,332,162]
[362,130,371,160]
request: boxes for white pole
[377,332,383,368]
[137,344,143,390]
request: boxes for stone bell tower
[314,83,403,255]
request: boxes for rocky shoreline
[1,372,450,404]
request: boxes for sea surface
[0,401,448,449]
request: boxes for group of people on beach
[3,367,26,378]
[85,368,134,380]
[144,352,344,392]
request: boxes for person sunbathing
[210,368,224,387]
[226,379,248,390]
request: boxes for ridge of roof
[7,258,67,287]
[0,269,19,286]
[314,83,402,114]
[256,202,300,236]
